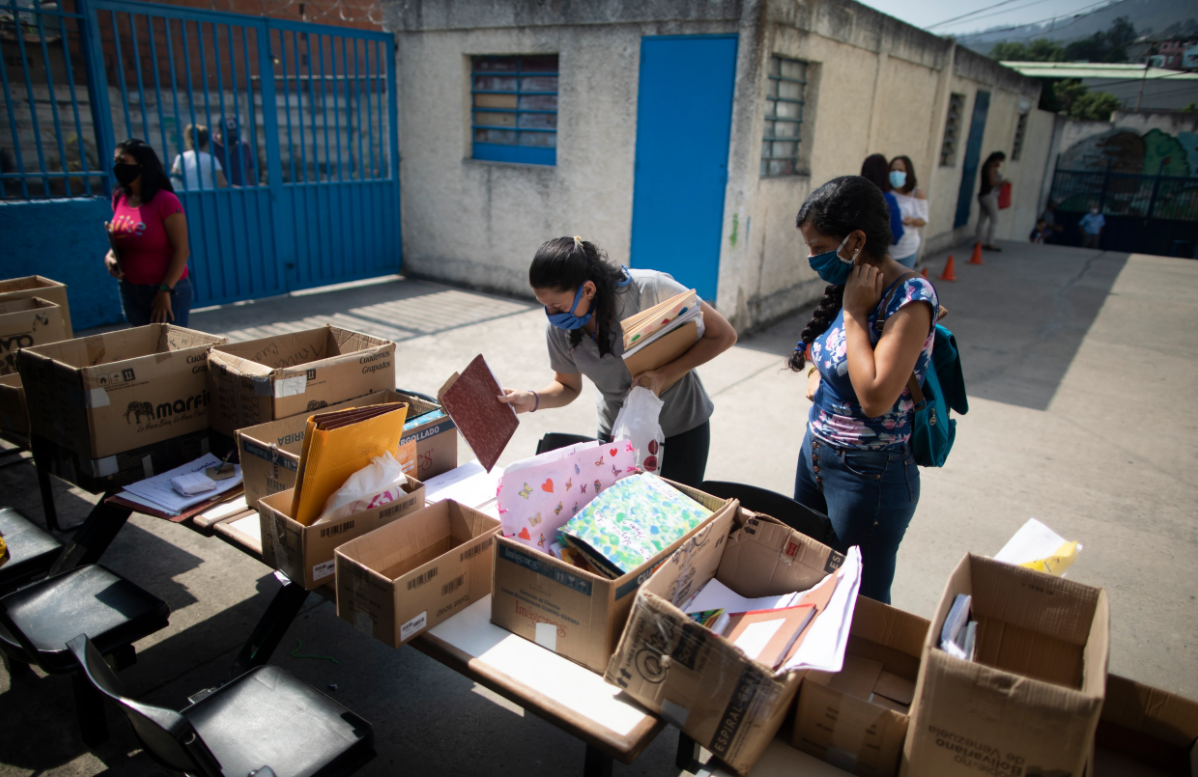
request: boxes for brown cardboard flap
[714,517,843,599]
[975,617,1084,689]
[971,553,1100,646]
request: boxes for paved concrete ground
[1,240,1196,777]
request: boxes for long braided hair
[529,236,627,357]
[788,176,893,372]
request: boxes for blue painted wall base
[0,197,126,331]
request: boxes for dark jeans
[793,428,919,604]
[602,419,710,489]
[119,276,193,328]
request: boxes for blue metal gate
[2,0,400,307]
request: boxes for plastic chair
[700,481,836,546]
[0,564,170,745]
[68,634,376,777]
[535,432,597,456]
[0,506,63,595]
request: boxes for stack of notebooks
[621,289,704,392]
[290,402,408,526]
[111,453,244,521]
[940,593,978,661]
[680,572,840,670]
[553,474,712,578]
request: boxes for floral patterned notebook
[559,474,713,576]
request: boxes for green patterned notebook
[559,474,713,576]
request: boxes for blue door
[954,90,991,228]
[630,35,738,302]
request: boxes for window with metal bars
[940,93,965,167]
[1011,112,1028,162]
[471,54,558,166]
[761,55,806,178]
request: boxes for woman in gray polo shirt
[499,236,737,487]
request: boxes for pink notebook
[437,354,518,472]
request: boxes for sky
[857,0,1121,36]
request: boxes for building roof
[1001,61,1198,81]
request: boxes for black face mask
[113,162,141,186]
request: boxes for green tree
[1065,89,1122,121]
[989,38,1065,61]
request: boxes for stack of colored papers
[557,474,712,578]
[621,288,704,355]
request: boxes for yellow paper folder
[290,402,408,526]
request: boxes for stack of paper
[940,594,977,660]
[422,460,505,509]
[621,289,703,355]
[120,453,243,516]
[290,402,409,526]
[994,518,1082,577]
[679,546,864,674]
[558,474,712,578]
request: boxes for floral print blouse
[808,277,938,451]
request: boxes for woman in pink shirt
[104,139,193,327]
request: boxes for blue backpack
[877,276,968,467]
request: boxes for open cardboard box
[336,499,500,648]
[901,553,1110,777]
[0,297,68,374]
[258,475,426,590]
[1089,673,1198,776]
[207,325,396,437]
[605,512,847,776]
[490,479,736,674]
[0,275,73,337]
[794,596,929,777]
[237,389,457,510]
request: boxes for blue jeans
[119,276,193,328]
[893,252,917,269]
[793,428,919,604]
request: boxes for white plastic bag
[316,452,408,524]
[611,386,665,474]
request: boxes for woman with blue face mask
[498,236,738,487]
[789,176,939,604]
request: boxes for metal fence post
[76,0,115,196]
[259,20,290,291]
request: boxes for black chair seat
[536,432,596,456]
[0,564,169,673]
[185,665,373,777]
[701,481,836,546]
[0,506,62,593]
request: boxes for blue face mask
[807,235,855,286]
[546,284,593,330]
[543,267,633,330]
[889,170,907,190]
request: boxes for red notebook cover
[437,354,518,472]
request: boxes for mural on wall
[1061,127,1198,176]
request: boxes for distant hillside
[956,0,1198,55]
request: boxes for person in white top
[887,155,928,269]
[171,124,227,190]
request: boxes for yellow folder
[290,402,408,526]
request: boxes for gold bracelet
[807,366,817,378]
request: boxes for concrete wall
[381,0,1047,331]
[0,198,125,330]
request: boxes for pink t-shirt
[110,190,188,285]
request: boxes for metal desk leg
[47,494,131,576]
[676,732,702,773]
[227,575,311,679]
[583,744,613,777]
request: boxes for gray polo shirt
[545,269,714,439]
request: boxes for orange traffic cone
[968,242,984,265]
[939,255,958,281]
[920,266,929,278]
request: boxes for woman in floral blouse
[787,176,938,604]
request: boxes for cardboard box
[0,276,72,338]
[1090,673,1198,776]
[0,373,27,444]
[794,597,929,776]
[491,480,735,674]
[237,389,457,511]
[257,475,426,590]
[19,324,225,463]
[901,554,1110,777]
[335,499,501,648]
[605,512,846,776]
[0,297,68,375]
[207,325,395,437]
[29,427,212,494]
